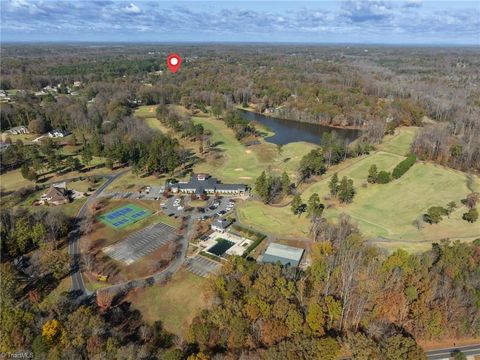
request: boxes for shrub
[392,154,416,179]
[463,208,478,223]
[424,206,448,224]
[376,171,391,184]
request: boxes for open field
[0,169,36,191]
[379,126,418,155]
[134,104,318,185]
[0,160,113,194]
[1,177,105,217]
[134,105,173,134]
[237,127,480,251]
[126,270,208,337]
[236,201,312,238]
[192,115,317,185]
[108,170,166,192]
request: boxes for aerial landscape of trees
[187,223,479,359]
[1,44,479,358]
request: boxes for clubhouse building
[169,174,247,196]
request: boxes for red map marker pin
[167,53,182,73]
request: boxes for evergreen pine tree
[329,173,339,196]
[367,164,378,183]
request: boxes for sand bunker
[245,150,252,154]
[239,176,252,180]
[234,168,244,171]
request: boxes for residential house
[40,183,70,206]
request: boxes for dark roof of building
[44,186,68,203]
[173,174,246,194]
[212,218,233,230]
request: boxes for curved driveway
[69,170,197,297]
[69,171,128,295]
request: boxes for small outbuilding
[211,218,233,233]
[261,243,304,267]
[48,129,71,138]
[4,126,29,135]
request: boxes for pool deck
[202,231,253,257]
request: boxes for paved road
[426,344,480,360]
[69,170,128,295]
[69,177,223,298]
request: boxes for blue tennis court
[98,204,152,229]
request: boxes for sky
[1,0,479,44]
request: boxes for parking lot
[103,221,177,265]
[99,185,164,201]
[163,196,235,220]
[185,255,221,277]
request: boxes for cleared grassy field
[379,126,418,156]
[108,170,166,192]
[0,158,110,194]
[237,127,480,251]
[135,105,172,134]
[127,270,208,337]
[0,169,35,191]
[236,201,312,238]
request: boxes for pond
[238,109,361,146]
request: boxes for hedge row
[230,224,267,258]
[199,251,221,262]
[392,154,417,179]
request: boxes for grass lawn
[108,170,166,192]
[192,115,317,185]
[58,198,89,217]
[190,199,208,207]
[135,105,172,134]
[236,201,312,238]
[126,270,208,338]
[0,169,36,192]
[237,127,480,252]
[379,126,419,156]
[135,104,317,186]
[0,162,112,194]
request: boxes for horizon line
[1,40,479,47]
